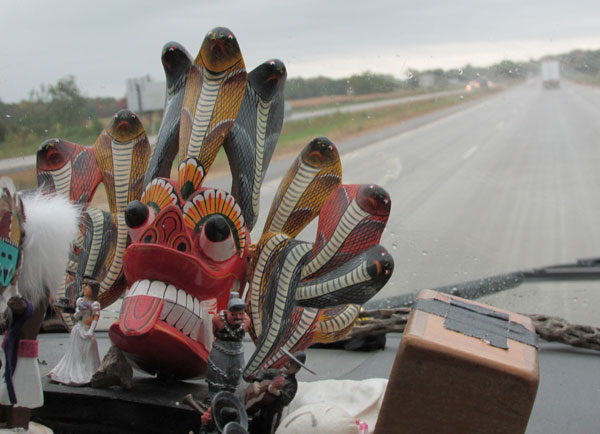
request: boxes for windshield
[2,0,600,330]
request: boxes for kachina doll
[205,292,250,396]
[0,179,80,430]
[49,279,101,386]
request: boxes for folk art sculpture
[206,293,250,396]
[245,351,308,434]
[0,178,79,430]
[49,279,101,385]
[35,25,394,398]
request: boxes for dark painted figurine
[245,352,307,434]
[184,391,249,434]
[206,293,250,396]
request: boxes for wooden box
[375,290,539,434]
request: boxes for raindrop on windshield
[5,114,10,118]
[407,71,414,79]
[458,69,463,75]
[422,250,428,256]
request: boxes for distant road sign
[126,77,166,113]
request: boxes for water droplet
[460,95,464,99]
[422,250,428,256]
[392,243,398,250]
[407,71,414,79]
[458,69,463,75]
[5,114,10,118]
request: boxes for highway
[245,81,600,327]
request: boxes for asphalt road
[223,81,600,328]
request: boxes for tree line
[0,76,122,157]
[2,48,600,158]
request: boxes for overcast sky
[2,0,600,103]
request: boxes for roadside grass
[288,85,464,112]
[4,87,501,191]
[0,113,157,159]
[276,87,501,155]
[0,124,104,159]
[569,73,600,87]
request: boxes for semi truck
[541,60,560,89]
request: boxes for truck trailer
[541,60,560,89]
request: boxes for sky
[2,0,600,103]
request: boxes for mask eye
[197,215,236,262]
[183,189,247,258]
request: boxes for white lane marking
[462,146,478,160]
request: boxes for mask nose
[137,205,192,254]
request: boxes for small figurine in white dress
[49,279,101,386]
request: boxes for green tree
[47,75,87,128]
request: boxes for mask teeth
[124,279,215,342]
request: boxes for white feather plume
[19,192,80,308]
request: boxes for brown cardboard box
[375,289,539,434]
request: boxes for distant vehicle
[541,60,560,89]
